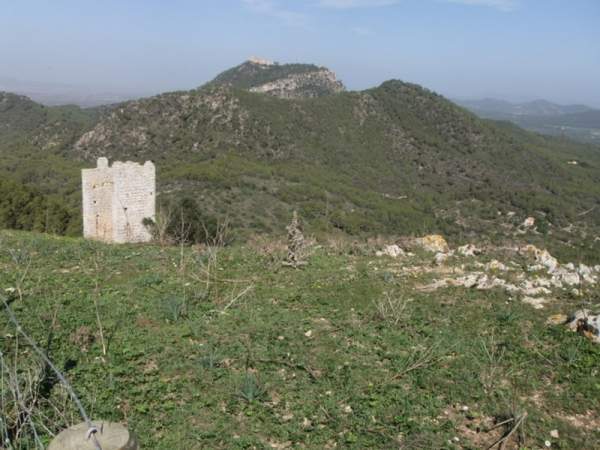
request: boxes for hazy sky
[2,0,599,105]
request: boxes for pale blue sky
[1,0,599,105]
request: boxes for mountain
[455,98,593,117]
[519,109,600,129]
[0,76,146,107]
[455,98,600,144]
[209,58,345,98]
[1,61,600,256]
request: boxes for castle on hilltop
[81,157,155,243]
[248,56,275,66]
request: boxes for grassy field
[1,230,599,449]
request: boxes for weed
[163,296,188,322]
[238,373,266,403]
[197,347,221,370]
[373,291,412,326]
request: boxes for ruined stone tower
[82,157,155,243]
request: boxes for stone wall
[82,157,155,243]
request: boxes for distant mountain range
[455,98,600,144]
[0,76,146,107]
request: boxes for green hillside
[0,63,599,251]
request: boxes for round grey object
[48,421,139,450]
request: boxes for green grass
[1,230,599,449]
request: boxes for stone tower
[82,157,155,243]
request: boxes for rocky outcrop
[457,244,483,257]
[248,69,345,99]
[566,310,600,344]
[210,59,346,99]
[376,245,405,258]
[416,235,450,253]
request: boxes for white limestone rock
[457,244,482,257]
[376,244,405,258]
[522,217,536,228]
[552,268,581,286]
[486,260,509,271]
[523,296,550,309]
[434,252,449,265]
[416,235,450,253]
[566,310,600,344]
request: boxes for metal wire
[1,294,102,450]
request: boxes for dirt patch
[69,325,95,352]
[558,410,600,432]
[441,405,522,449]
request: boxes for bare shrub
[283,211,308,268]
[143,204,174,246]
[373,292,412,326]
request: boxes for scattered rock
[522,296,550,309]
[566,310,600,344]
[453,273,481,289]
[577,264,597,284]
[538,250,559,272]
[416,235,449,253]
[486,260,509,271]
[518,279,550,296]
[376,244,405,258]
[522,217,536,228]
[546,314,568,325]
[457,244,482,257]
[434,252,449,265]
[551,268,580,286]
[519,245,558,272]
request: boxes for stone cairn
[283,210,307,268]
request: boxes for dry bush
[0,342,80,449]
[143,204,174,246]
[324,235,367,256]
[283,211,308,268]
[373,292,412,326]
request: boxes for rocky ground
[377,234,600,345]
